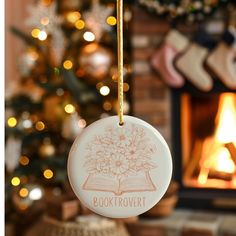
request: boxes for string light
[38,30,47,41]
[22,119,32,129]
[64,104,75,114]
[19,188,29,198]
[7,117,17,127]
[124,9,132,22]
[123,83,130,92]
[19,156,30,166]
[106,16,117,26]
[40,17,50,26]
[31,28,40,38]
[75,20,85,30]
[56,88,64,96]
[100,86,110,96]
[11,177,21,186]
[29,187,43,200]
[83,31,95,42]
[43,169,54,179]
[63,60,73,70]
[78,119,86,128]
[67,11,81,24]
[103,101,112,111]
[35,121,45,131]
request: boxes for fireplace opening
[171,84,236,210]
[182,93,236,190]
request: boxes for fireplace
[171,81,236,210]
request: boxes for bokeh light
[19,156,30,166]
[75,20,85,30]
[19,188,29,198]
[83,31,95,42]
[78,119,86,128]
[100,86,110,96]
[31,28,40,38]
[64,104,75,114]
[67,11,81,24]
[35,121,45,131]
[63,60,73,70]
[7,117,17,127]
[11,177,21,186]
[106,16,117,25]
[103,101,112,111]
[38,30,47,41]
[123,83,130,92]
[43,169,54,179]
[29,187,43,200]
[40,17,50,26]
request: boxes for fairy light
[7,117,17,127]
[103,101,112,111]
[19,188,29,198]
[11,177,21,186]
[75,20,85,30]
[106,16,117,26]
[123,83,130,92]
[22,119,32,129]
[56,88,64,96]
[38,30,47,41]
[43,169,54,179]
[63,60,73,70]
[40,17,50,26]
[64,104,75,114]
[19,156,30,166]
[83,31,95,42]
[31,28,40,38]
[29,187,43,200]
[100,86,110,96]
[67,11,81,24]
[35,121,45,131]
[124,9,132,22]
[78,119,87,128]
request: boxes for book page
[83,174,119,194]
[120,171,156,194]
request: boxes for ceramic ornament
[68,0,172,218]
[68,115,172,218]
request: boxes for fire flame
[198,93,236,186]
[215,93,236,144]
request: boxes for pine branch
[10,27,40,49]
[61,69,101,104]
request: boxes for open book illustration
[83,124,157,196]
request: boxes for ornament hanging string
[117,0,124,125]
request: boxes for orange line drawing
[83,124,157,195]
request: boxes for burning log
[225,142,236,166]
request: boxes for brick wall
[131,6,172,145]
[131,6,197,147]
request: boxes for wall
[131,6,172,146]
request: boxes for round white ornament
[68,115,172,218]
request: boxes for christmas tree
[5,0,132,233]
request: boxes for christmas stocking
[175,30,214,91]
[206,27,236,89]
[151,29,189,88]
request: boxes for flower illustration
[109,153,129,178]
[83,123,158,195]
[84,124,157,179]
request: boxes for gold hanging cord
[117,0,124,125]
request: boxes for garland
[138,0,235,21]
